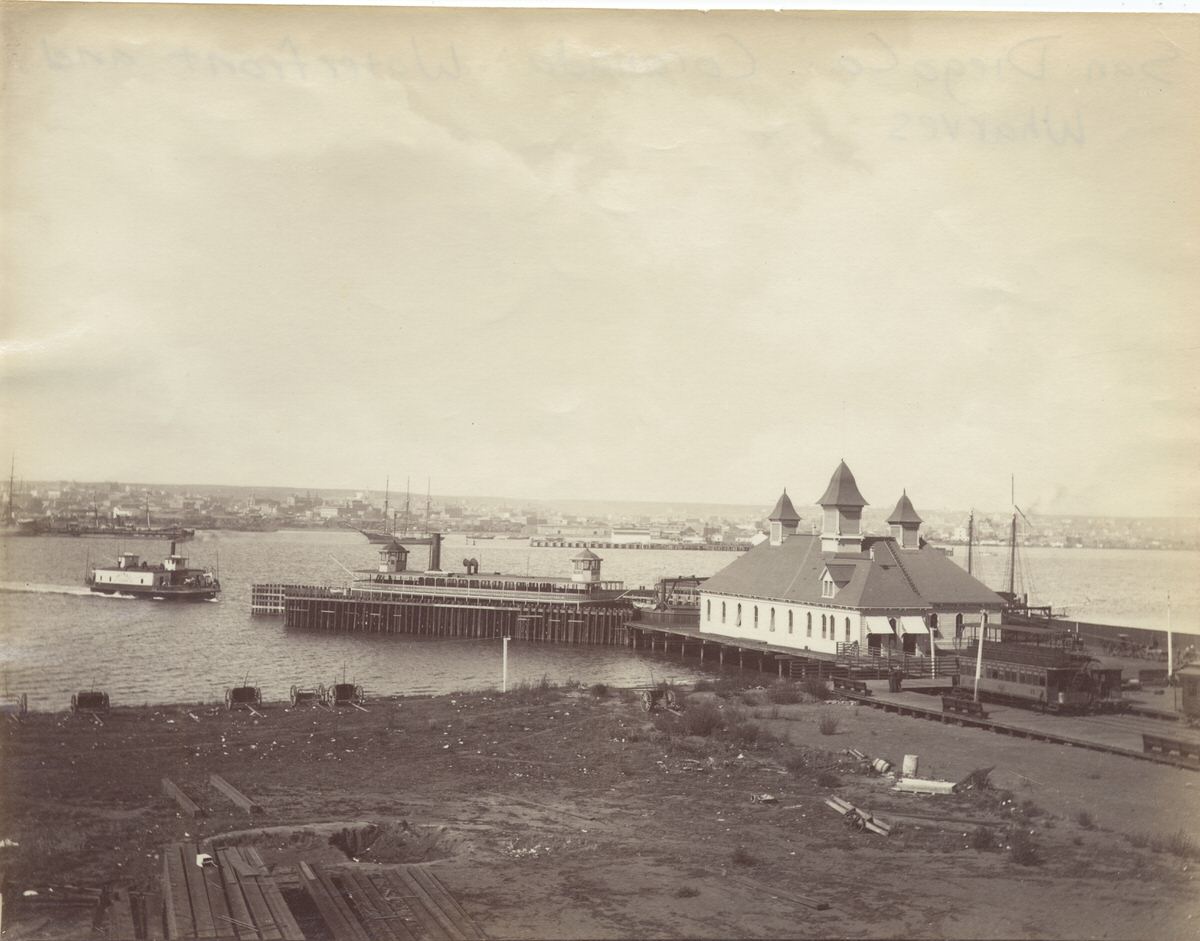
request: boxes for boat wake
[0,582,132,599]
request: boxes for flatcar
[971,642,1124,714]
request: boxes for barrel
[871,758,893,774]
[902,754,920,777]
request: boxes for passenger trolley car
[972,641,1125,714]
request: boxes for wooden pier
[255,583,632,645]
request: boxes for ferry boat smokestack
[429,532,442,571]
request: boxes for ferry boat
[86,542,220,601]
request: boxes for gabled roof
[700,532,1004,612]
[887,491,923,526]
[572,548,601,561]
[817,461,868,508]
[768,490,801,523]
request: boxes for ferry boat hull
[88,583,220,601]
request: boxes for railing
[630,609,702,626]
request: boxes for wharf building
[697,462,1004,657]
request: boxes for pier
[529,539,747,551]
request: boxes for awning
[898,616,929,635]
[864,616,895,635]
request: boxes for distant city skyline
[3,8,1196,519]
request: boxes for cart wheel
[224,689,233,710]
[640,691,653,712]
[317,684,327,704]
[665,690,677,708]
[355,685,365,703]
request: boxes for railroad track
[843,690,1200,772]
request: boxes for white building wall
[699,592,866,654]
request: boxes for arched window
[753,606,759,628]
[706,600,711,620]
[736,603,742,627]
[806,612,812,637]
[721,602,726,624]
[929,612,939,637]
[770,608,776,631]
[845,617,851,642]
[821,614,827,639]
[788,611,794,633]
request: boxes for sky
[2,6,1198,516]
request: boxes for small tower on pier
[378,541,409,574]
[887,491,923,550]
[767,489,801,547]
[571,548,603,584]
[818,460,868,554]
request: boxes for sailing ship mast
[425,478,431,531]
[5,455,14,527]
[966,510,974,575]
[383,477,390,535]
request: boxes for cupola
[571,548,602,584]
[818,460,868,554]
[767,489,801,547]
[887,490,923,550]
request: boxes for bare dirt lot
[2,678,1198,939]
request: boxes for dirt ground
[1,678,1197,940]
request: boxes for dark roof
[817,461,868,508]
[700,532,1003,612]
[572,548,602,561]
[768,490,801,523]
[887,491,923,526]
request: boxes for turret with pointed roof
[888,491,923,549]
[819,461,867,554]
[767,489,801,546]
[571,548,602,583]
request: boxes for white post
[502,636,510,693]
[929,616,937,678]
[973,611,987,702]
[1167,593,1173,678]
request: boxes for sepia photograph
[1,2,1197,938]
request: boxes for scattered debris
[956,767,995,792]
[750,793,778,804]
[894,777,957,796]
[823,796,893,836]
[0,838,19,848]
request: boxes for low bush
[1074,810,1095,830]
[680,699,724,737]
[674,886,700,899]
[766,682,803,705]
[971,827,996,851]
[815,770,841,788]
[731,846,758,867]
[1127,829,1200,860]
[1008,828,1041,866]
[801,677,831,701]
[817,714,840,736]
[692,679,715,693]
[590,683,609,699]
[1019,800,1045,819]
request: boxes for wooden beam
[406,868,486,941]
[162,843,194,940]
[242,848,305,941]
[214,849,257,941]
[181,842,218,939]
[108,886,138,941]
[384,870,458,941]
[341,870,415,941]
[298,863,358,941]
[140,891,165,941]
[315,869,370,941]
[209,775,263,814]
[227,848,283,941]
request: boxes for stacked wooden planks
[298,863,486,941]
[160,842,304,940]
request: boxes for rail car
[971,643,1126,714]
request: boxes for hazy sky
[3,6,1197,516]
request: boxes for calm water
[0,531,1196,708]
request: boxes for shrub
[590,683,609,699]
[692,679,715,693]
[818,714,840,736]
[816,770,841,788]
[678,700,723,737]
[1074,810,1095,830]
[971,827,996,851]
[1019,800,1044,819]
[1128,829,1200,860]
[1008,828,1041,866]
[674,886,700,899]
[801,677,831,701]
[731,846,758,867]
[766,682,803,705]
